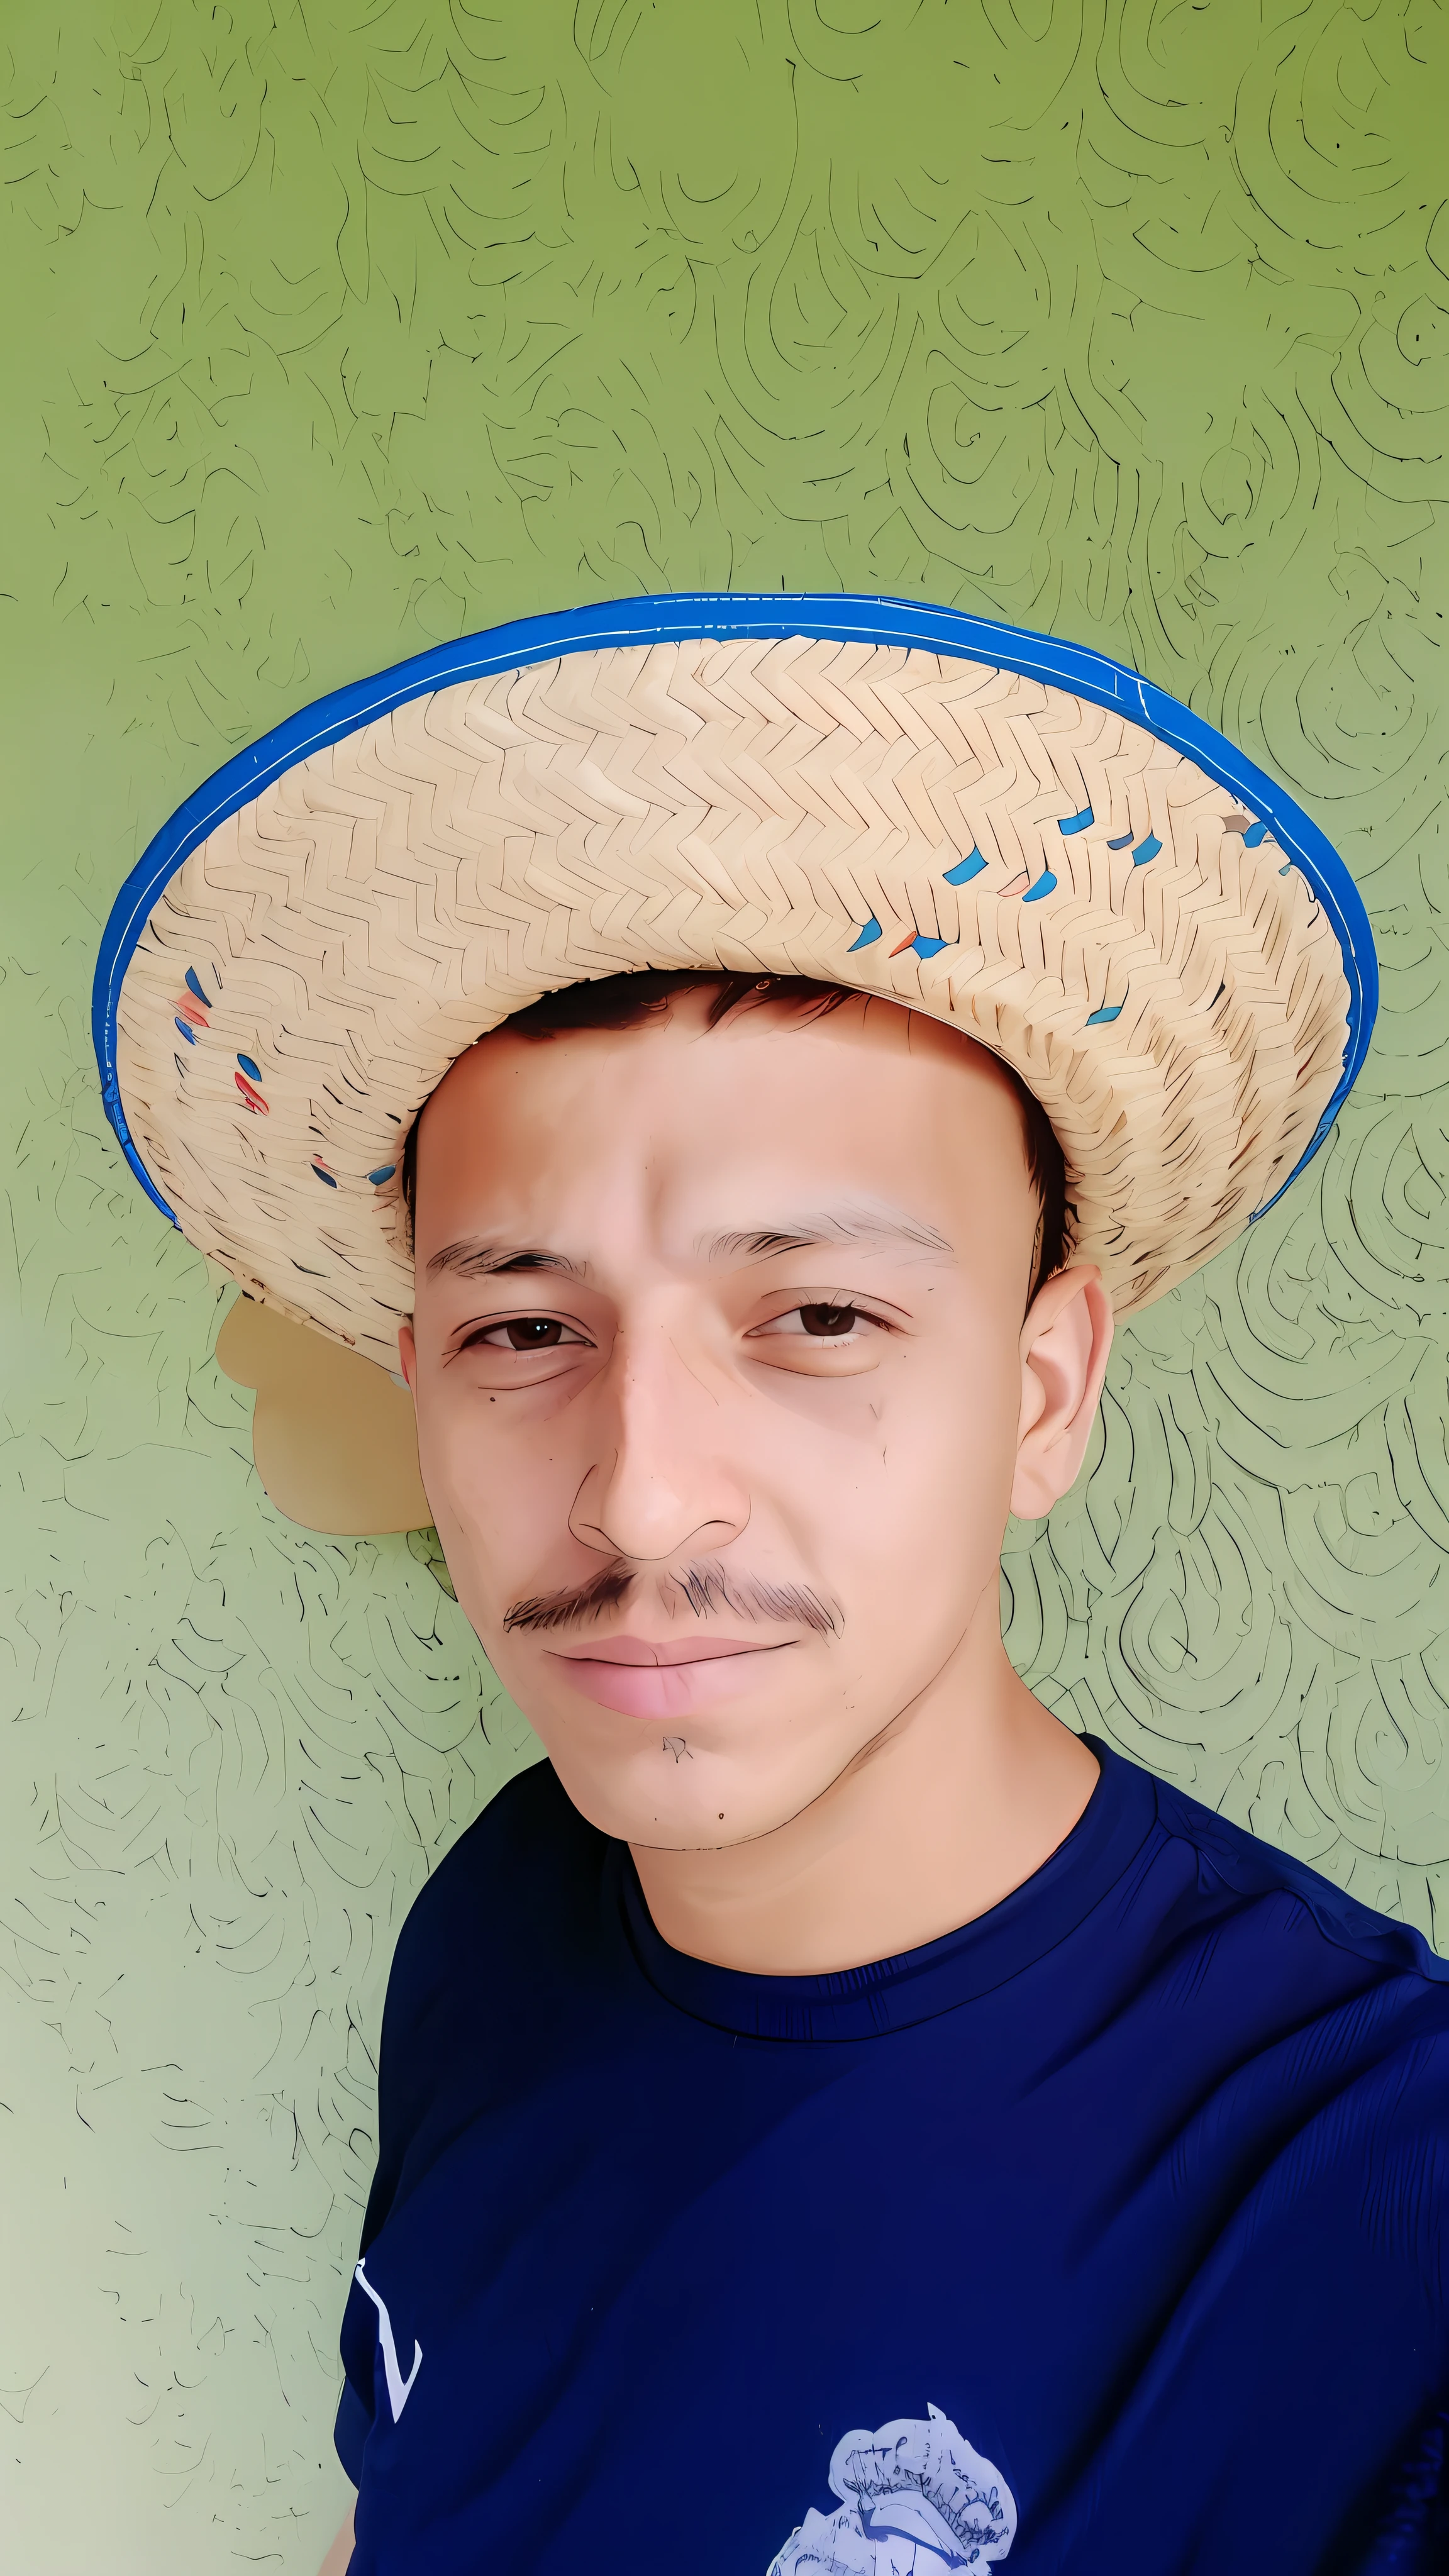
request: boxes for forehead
[410,997,1035,1254]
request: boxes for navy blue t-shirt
[336,1744,1449,2573]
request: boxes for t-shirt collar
[612,1739,1160,2043]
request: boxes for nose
[569,1317,748,1565]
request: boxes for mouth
[545,1633,794,1719]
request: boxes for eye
[463,1315,590,1352]
[749,1302,878,1343]
[797,1302,863,1340]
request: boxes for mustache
[502,1560,635,1636]
[502,1555,840,1639]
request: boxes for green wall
[3,3,1446,2565]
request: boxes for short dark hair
[401,970,1070,1299]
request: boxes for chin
[545,1743,813,1853]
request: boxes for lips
[545,1633,791,1719]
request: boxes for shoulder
[1109,1757,1449,2220]
[383,1756,604,2014]
[360,1761,612,2241]
[1140,1758,1449,1992]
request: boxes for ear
[398,1318,418,1391]
[1011,1265,1114,1520]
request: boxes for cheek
[413,1385,570,1592]
[827,1363,1021,1635]
[743,1356,1019,1645]
[823,1336,1021,1519]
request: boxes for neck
[629,1607,1099,1977]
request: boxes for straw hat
[96,596,1375,1408]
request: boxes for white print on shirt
[355,2259,423,2423]
[768,2404,1016,2573]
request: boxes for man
[97,601,1444,2573]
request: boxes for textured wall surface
[2,3,1446,2567]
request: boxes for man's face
[402,994,1067,1850]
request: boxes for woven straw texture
[116,635,1350,1370]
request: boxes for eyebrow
[426,1206,954,1282]
[426,1240,589,1281]
[701,1208,954,1263]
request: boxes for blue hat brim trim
[93,592,1377,1232]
